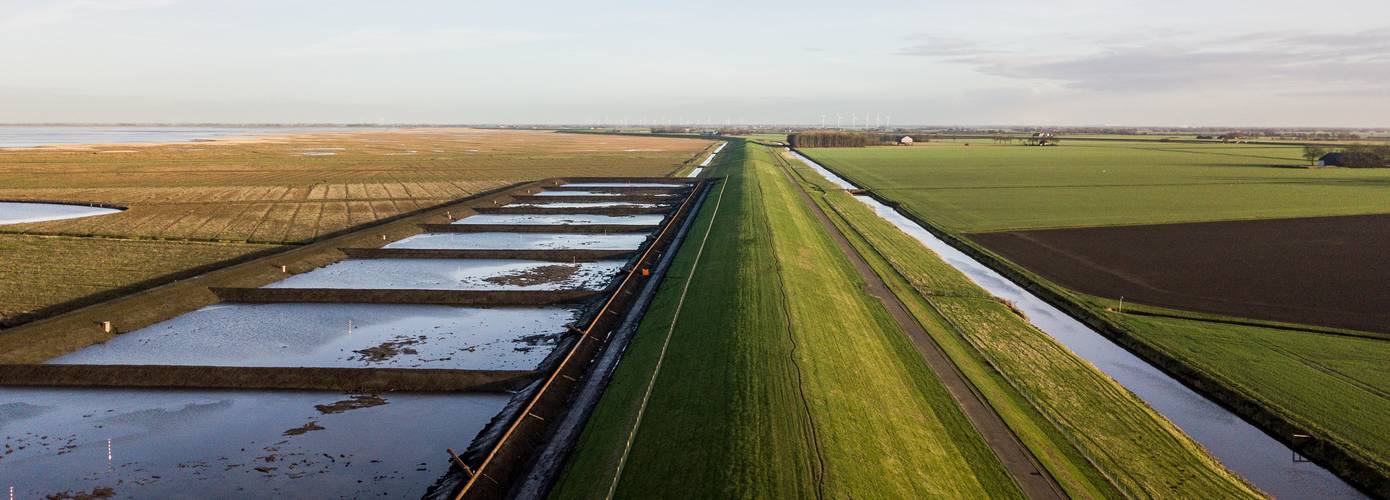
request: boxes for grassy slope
[807,141,1390,232]
[804,142,1389,487]
[552,142,1021,499]
[784,152,1258,498]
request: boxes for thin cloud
[293,29,557,56]
[898,28,1390,94]
[0,0,177,31]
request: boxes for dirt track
[775,154,1065,500]
[971,214,1390,334]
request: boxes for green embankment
[552,142,1020,499]
[780,150,1260,499]
[806,141,1390,232]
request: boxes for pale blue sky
[2,0,1387,126]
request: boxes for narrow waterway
[789,150,1364,499]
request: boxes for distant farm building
[1024,132,1057,146]
[899,136,914,145]
[1320,152,1387,168]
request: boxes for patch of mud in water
[0,388,507,498]
[454,213,664,226]
[484,264,579,286]
[387,232,647,251]
[282,421,325,436]
[0,202,121,225]
[353,335,426,363]
[51,304,577,370]
[266,259,624,291]
[315,394,388,415]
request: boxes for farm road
[773,150,1066,500]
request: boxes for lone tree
[1302,145,1327,165]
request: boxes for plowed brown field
[972,214,1390,334]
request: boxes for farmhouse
[1320,151,1387,168]
[1024,132,1057,146]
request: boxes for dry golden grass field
[0,128,711,327]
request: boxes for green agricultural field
[782,150,1258,498]
[805,141,1390,232]
[553,142,1021,499]
[799,139,1390,493]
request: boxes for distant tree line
[1305,144,1390,167]
[788,131,905,148]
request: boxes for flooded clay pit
[3,177,695,496]
[50,304,576,370]
[386,232,648,251]
[265,259,625,291]
[454,213,664,226]
[0,201,122,225]
[0,387,507,498]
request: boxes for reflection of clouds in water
[103,399,234,430]
[0,402,52,428]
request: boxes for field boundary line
[605,174,729,499]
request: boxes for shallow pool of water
[561,182,685,188]
[387,232,647,251]
[534,191,623,197]
[454,214,664,226]
[266,259,624,291]
[504,201,663,209]
[0,202,121,225]
[50,303,573,370]
[0,387,507,498]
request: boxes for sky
[1,0,1387,127]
